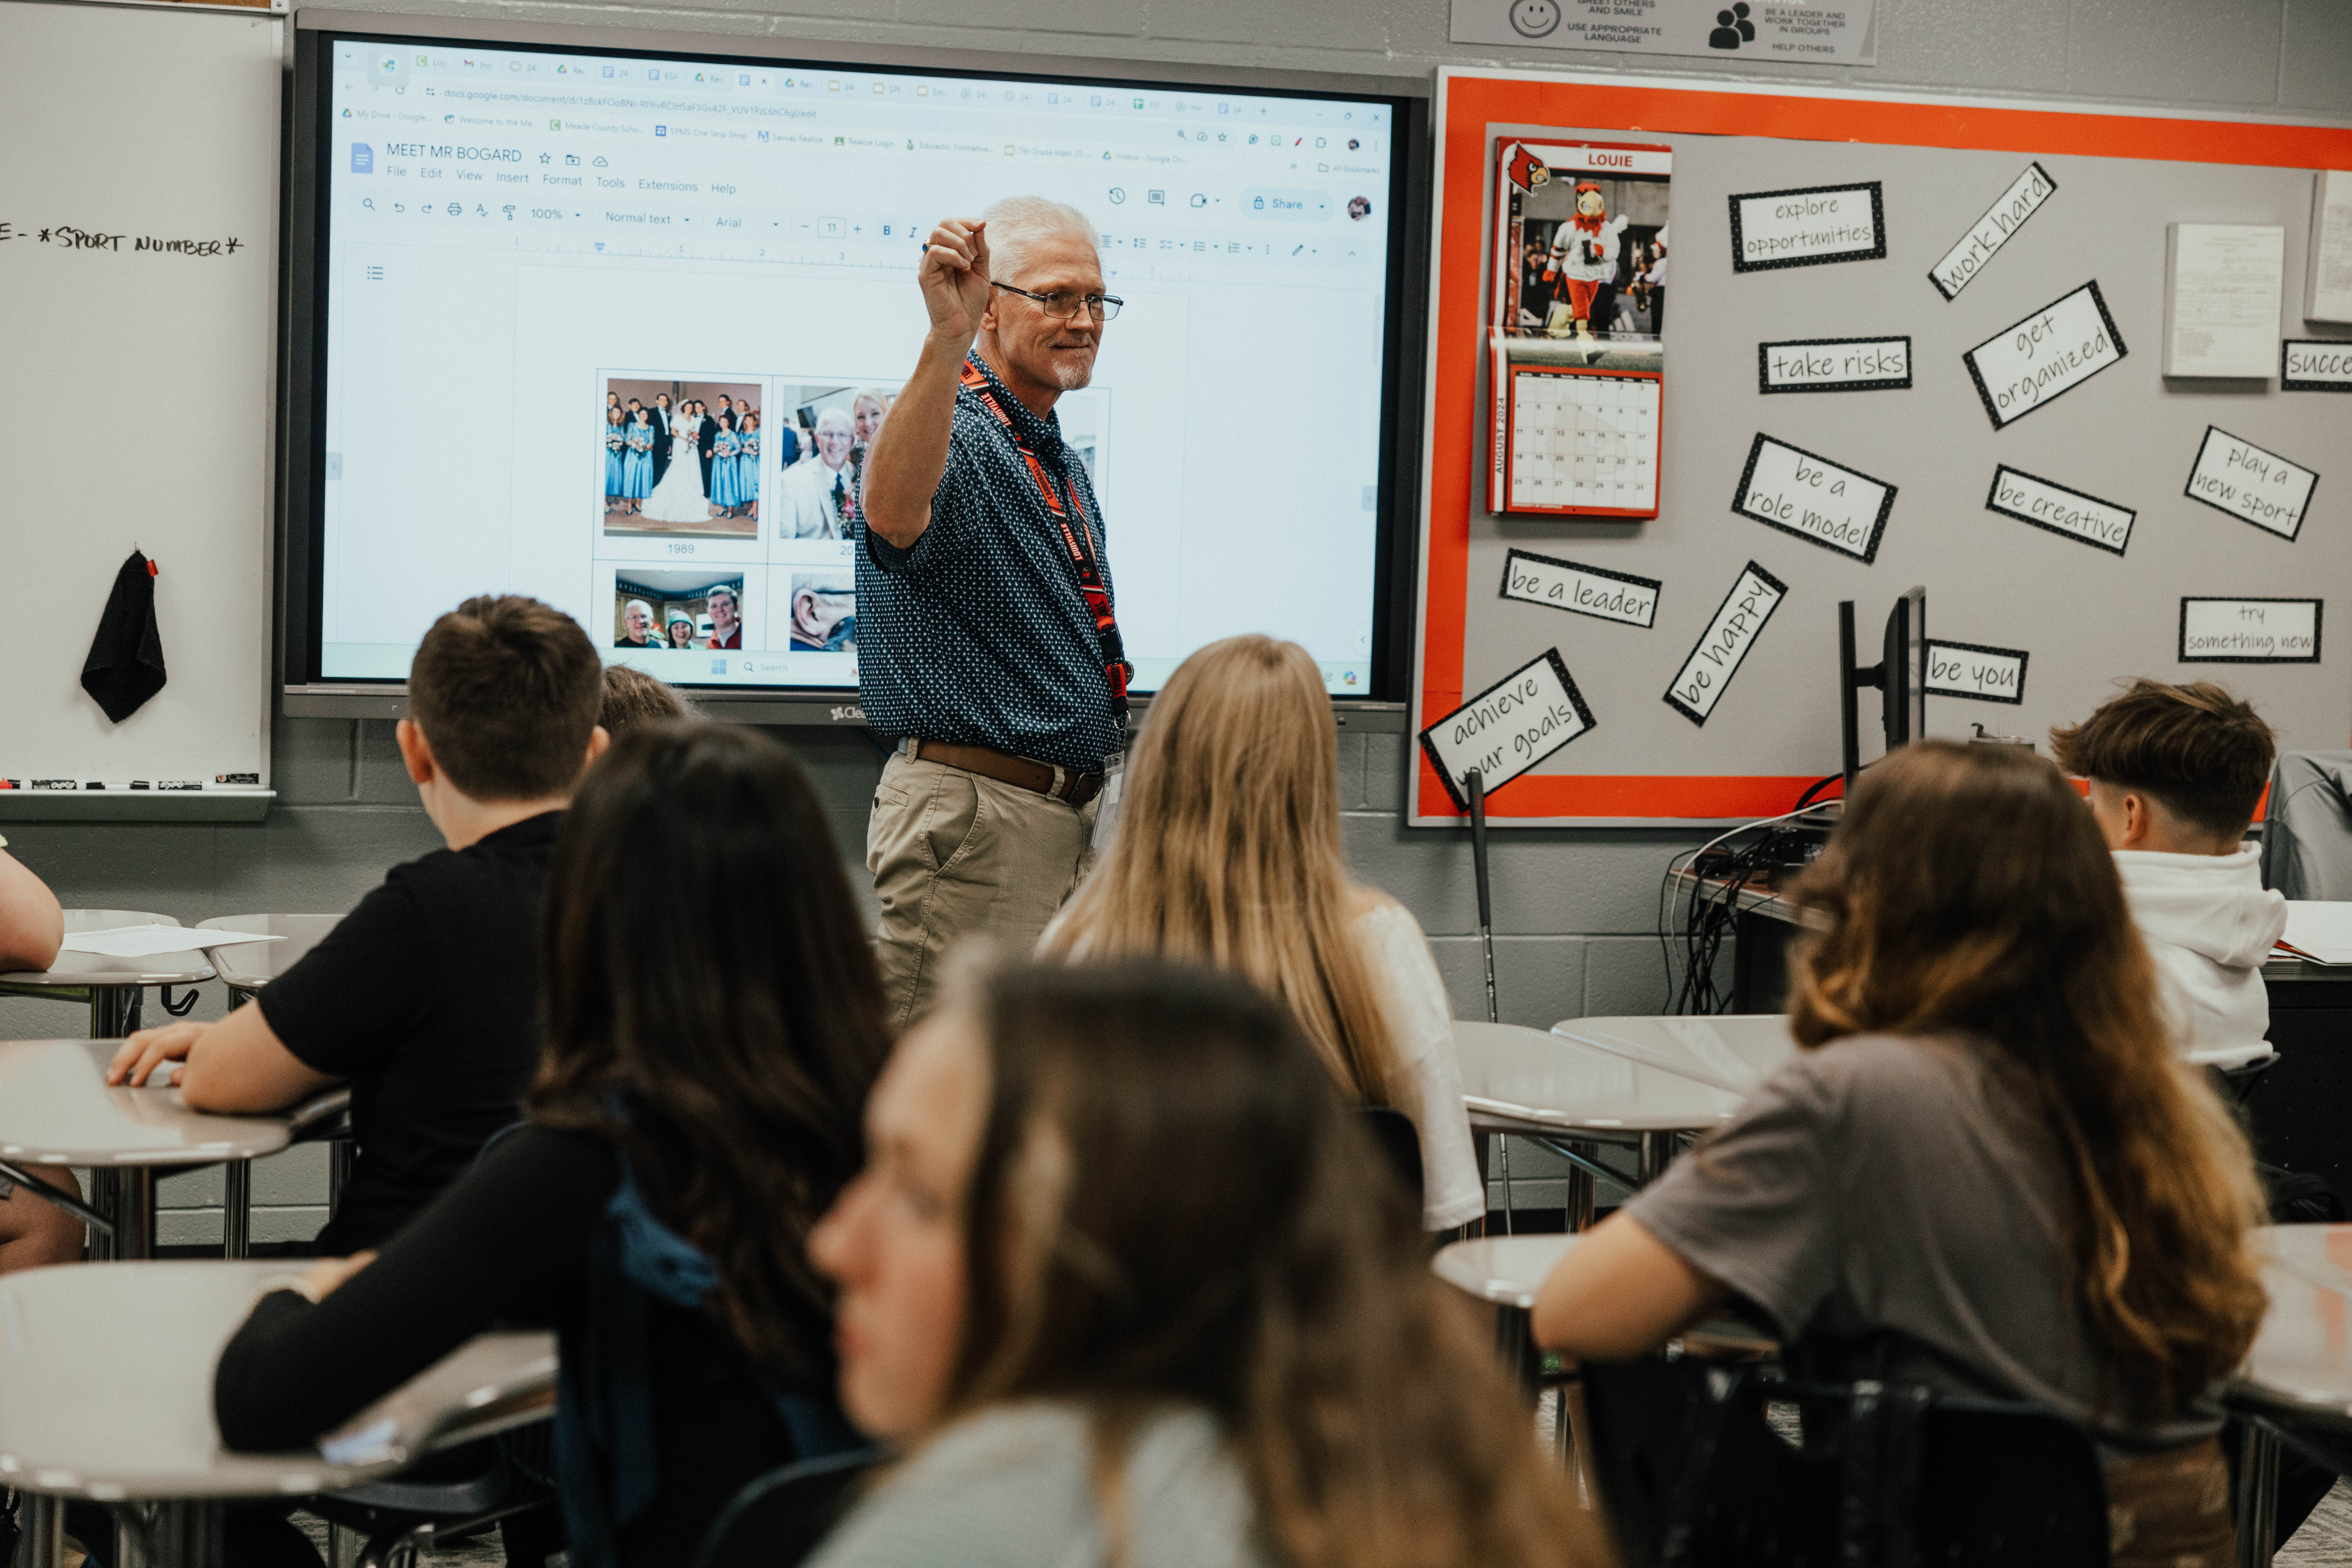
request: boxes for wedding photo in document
[312,43,1399,692]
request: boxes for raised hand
[917,218,993,345]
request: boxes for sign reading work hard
[1929,163,2057,300]
[1500,549,1661,628]
[1728,182,1886,272]
[1732,435,1895,562]
[1758,336,1911,393]
[1665,561,1787,727]
[2179,598,2322,663]
[1924,639,2029,704]
[1417,648,1597,810]
[1985,465,2136,555]
[1962,282,2127,427]
[2184,427,2318,540]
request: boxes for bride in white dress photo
[639,412,711,525]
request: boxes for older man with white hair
[614,598,662,650]
[783,406,861,539]
[857,193,1128,1027]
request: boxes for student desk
[2230,1225,2352,1566]
[198,913,340,1008]
[0,1039,289,1260]
[0,1259,555,1568]
[1454,1021,1743,1230]
[0,910,216,1037]
[1550,1014,1794,1095]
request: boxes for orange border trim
[1416,73,2352,822]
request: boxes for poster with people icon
[1448,0,1878,65]
[1488,139,1669,518]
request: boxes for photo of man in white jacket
[2051,680,2287,1067]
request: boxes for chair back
[691,1447,883,1568]
[1354,1105,1422,1207]
[1581,1355,2107,1568]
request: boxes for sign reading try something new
[1449,0,1876,64]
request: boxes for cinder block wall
[2,0,2338,1237]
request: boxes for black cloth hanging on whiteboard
[82,550,167,723]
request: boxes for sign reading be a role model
[1449,0,1877,64]
[1418,649,1598,813]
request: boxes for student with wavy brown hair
[1038,635,1482,1229]
[214,725,892,1568]
[806,957,1600,1568]
[1533,741,2267,1567]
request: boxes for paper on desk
[58,924,283,958]
[2275,902,2352,966]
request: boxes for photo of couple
[601,377,764,538]
[771,383,897,541]
[612,570,747,651]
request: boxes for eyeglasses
[990,281,1123,322]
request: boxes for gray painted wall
[4,0,2342,1240]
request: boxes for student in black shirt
[111,595,608,1254]
[214,724,892,1568]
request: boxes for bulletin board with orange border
[1408,66,2352,828]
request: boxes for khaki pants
[867,751,1099,1031]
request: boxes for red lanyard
[960,360,1130,718]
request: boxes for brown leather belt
[902,738,1104,806]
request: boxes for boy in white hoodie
[2050,680,2287,1067]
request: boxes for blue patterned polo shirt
[857,353,1121,775]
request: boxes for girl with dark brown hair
[1533,740,2267,1566]
[214,725,892,1568]
[805,956,1602,1568]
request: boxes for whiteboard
[0,0,280,816]
[1411,67,2352,826]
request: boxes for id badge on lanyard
[1091,746,1127,852]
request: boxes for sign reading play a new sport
[1728,182,1886,272]
[1732,435,1896,563]
[2185,427,2318,541]
[1417,648,1597,812]
[1961,281,2127,427]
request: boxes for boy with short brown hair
[2050,679,2286,1066]
[112,595,608,1252]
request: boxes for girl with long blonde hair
[1533,741,2267,1567]
[1038,634,1482,1229]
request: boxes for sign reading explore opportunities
[1961,281,2127,428]
[1417,648,1597,812]
[1728,182,1886,272]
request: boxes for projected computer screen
[305,35,1407,695]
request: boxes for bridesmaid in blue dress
[620,410,656,512]
[709,413,745,517]
[603,407,626,512]
[738,413,761,524]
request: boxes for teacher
[858,194,1127,1028]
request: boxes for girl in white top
[1037,634,1484,1230]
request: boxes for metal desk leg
[94,1167,158,1261]
[1495,1302,1538,1402]
[89,986,140,1041]
[14,1492,64,1568]
[222,1160,251,1259]
[1564,1140,1598,1232]
[85,1169,117,1263]
[2236,1419,2281,1568]
[1638,1132,1676,1186]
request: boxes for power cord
[1656,784,1842,1014]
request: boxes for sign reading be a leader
[1418,649,1597,812]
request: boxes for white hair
[983,194,1097,286]
[624,598,654,621]
[816,407,855,434]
